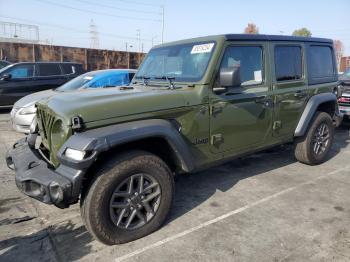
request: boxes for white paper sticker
[191,43,215,54]
[254,70,262,82]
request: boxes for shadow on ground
[0,126,349,261]
[0,221,93,262]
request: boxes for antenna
[89,19,99,49]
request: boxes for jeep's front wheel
[80,151,174,245]
[294,111,334,165]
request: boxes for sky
[0,0,349,55]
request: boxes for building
[340,56,350,72]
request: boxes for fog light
[49,182,64,203]
[65,148,86,161]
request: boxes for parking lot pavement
[0,111,349,262]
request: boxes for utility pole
[89,19,99,49]
[161,5,165,43]
[136,29,141,53]
[151,35,157,47]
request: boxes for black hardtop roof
[225,34,333,43]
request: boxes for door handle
[294,90,307,98]
[255,96,273,108]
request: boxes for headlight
[51,119,67,152]
[64,148,86,161]
[19,104,36,115]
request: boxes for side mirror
[1,73,12,81]
[219,65,241,87]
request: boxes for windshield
[56,71,130,91]
[56,73,95,91]
[0,64,13,75]
[135,42,216,82]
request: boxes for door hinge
[273,121,282,130]
[211,134,223,145]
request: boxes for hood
[14,89,57,108]
[40,85,188,125]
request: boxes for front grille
[37,107,56,148]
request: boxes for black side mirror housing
[219,65,241,87]
[1,73,12,81]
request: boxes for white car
[11,69,137,133]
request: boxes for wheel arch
[58,119,195,174]
[294,93,337,137]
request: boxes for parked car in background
[338,68,350,119]
[11,69,137,133]
[339,68,350,85]
[0,60,11,69]
[0,62,85,108]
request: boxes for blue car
[11,69,137,133]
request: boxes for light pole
[161,5,164,43]
[136,29,141,53]
[151,35,157,47]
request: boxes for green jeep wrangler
[6,34,342,245]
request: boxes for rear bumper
[6,136,85,208]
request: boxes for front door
[209,42,273,154]
[271,43,309,137]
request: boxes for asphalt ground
[0,109,349,262]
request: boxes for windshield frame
[135,41,217,84]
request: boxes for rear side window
[308,46,334,80]
[61,64,75,74]
[37,64,62,76]
[275,46,302,81]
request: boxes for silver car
[11,69,137,133]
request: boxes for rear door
[35,63,66,91]
[271,43,309,138]
[0,63,37,106]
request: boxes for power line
[75,0,162,15]
[0,16,153,42]
[115,0,163,7]
[34,0,162,22]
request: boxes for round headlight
[51,119,66,151]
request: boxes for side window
[61,64,74,74]
[308,46,334,79]
[220,46,263,86]
[275,46,302,81]
[7,64,34,79]
[38,64,62,76]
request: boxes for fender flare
[294,93,337,137]
[57,119,195,173]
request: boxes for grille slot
[37,107,55,147]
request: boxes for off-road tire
[80,150,174,245]
[294,111,334,165]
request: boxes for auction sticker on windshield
[191,43,215,54]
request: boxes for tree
[292,28,312,37]
[244,23,259,34]
[334,39,344,71]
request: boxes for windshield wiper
[154,76,177,89]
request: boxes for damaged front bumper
[6,135,85,208]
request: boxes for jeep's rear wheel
[80,150,174,245]
[294,111,334,165]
